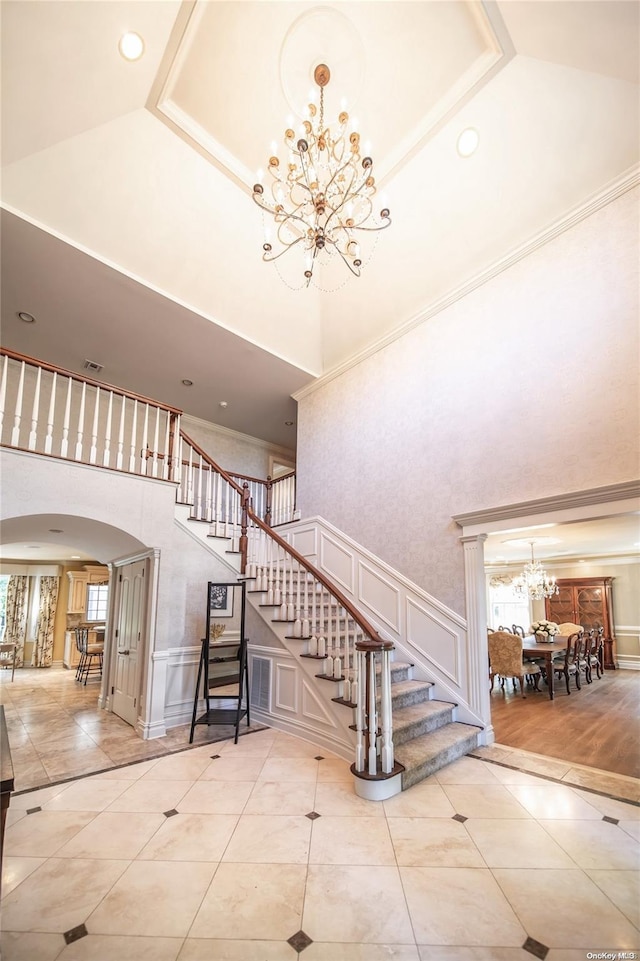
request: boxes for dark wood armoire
[545,576,617,669]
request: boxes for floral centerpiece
[530,619,559,641]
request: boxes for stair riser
[400,731,479,790]
[393,708,455,745]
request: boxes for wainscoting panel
[275,662,298,714]
[405,598,460,685]
[164,646,200,727]
[289,525,318,562]
[358,561,401,633]
[319,531,355,593]
[301,677,338,728]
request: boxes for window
[488,580,530,632]
[86,584,108,621]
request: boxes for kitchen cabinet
[66,566,109,615]
[545,577,617,669]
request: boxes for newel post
[265,475,272,528]
[239,483,250,574]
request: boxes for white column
[461,533,494,744]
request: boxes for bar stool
[75,628,103,684]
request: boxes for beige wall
[181,414,294,480]
[296,188,639,615]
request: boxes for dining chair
[582,628,604,682]
[0,642,17,681]
[512,625,525,637]
[552,631,584,694]
[488,631,541,698]
[557,622,583,636]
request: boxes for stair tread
[390,679,434,695]
[395,722,479,768]
[393,700,454,726]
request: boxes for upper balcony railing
[0,348,181,482]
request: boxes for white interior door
[112,559,146,726]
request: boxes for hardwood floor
[490,668,640,779]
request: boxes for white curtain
[5,575,29,668]
[33,576,60,668]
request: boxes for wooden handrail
[0,347,183,415]
[180,429,390,652]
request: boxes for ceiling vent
[83,360,103,373]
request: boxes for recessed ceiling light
[456,127,479,158]
[18,311,35,323]
[118,31,144,61]
[219,401,228,408]
[71,555,81,560]
[49,529,64,534]
[181,379,193,387]
[285,421,294,426]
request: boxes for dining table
[521,635,568,700]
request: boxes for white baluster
[368,652,378,775]
[44,370,57,455]
[61,376,72,458]
[152,406,160,477]
[161,412,170,480]
[28,366,41,450]
[354,651,365,772]
[103,391,113,467]
[75,382,86,460]
[309,635,318,656]
[129,400,138,472]
[380,647,394,774]
[317,635,326,658]
[116,395,126,470]
[11,361,25,447]
[274,550,281,606]
[89,386,100,464]
[325,654,333,677]
[140,404,150,475]
[333,655,342,679]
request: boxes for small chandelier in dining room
[513,542,559,601]
[252,63,391,288]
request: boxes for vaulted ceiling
[1,0,638,450]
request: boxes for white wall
[296,189,639,615]
[0,448,235,656]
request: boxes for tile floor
[1,669,639,960]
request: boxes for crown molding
[181,412,295,460]
[293,166,640,402]
[453,480,640,531]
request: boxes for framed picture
[208,583,234,617]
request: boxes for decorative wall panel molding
[406,597,460,686]
[319,531,355,593]
[275,662,298,714]
[301,677,338,728]
[358,561,401,633]
[290,526,318,561]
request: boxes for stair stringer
[174,503,241,577]
[244,587,360,762]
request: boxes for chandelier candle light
[513,542,559,601]
[252,64,391,286]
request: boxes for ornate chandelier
[252,64,391,287]
[513,543,559,601]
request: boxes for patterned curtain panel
[5,575,29,668]
[33,576,60,668]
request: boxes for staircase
[243,575,481,792]
[388,662,480,789]
[172,436,482,795]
